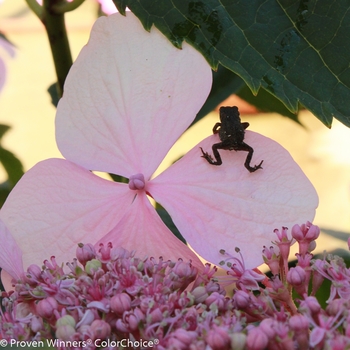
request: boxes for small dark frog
[200,106,263,173]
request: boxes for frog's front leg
[212,122,221,134]
[200,143,223,166]
[238,142,264,173]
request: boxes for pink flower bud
[287,266,307,295]
[172,260,198,281]
[246,327,269,350]
[27,264,42,279]
[287,266,306,285]
[289,315,309,350]
[289,314,309,332]
[206,326,231,350]
[110,293,132,315]
[191,286,209,303]
[292,222,320,256]
[233,290,250,309]
[90,319,111,339]
[311,269,324,295]
[292,222,320,241]
[299,296,321,314]
[149,308,163,323]
[76,243,95,265]
[36,297,58,319]
[205,292,226,310]
[259,319,276,339]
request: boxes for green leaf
[109,173,128,183]
[0,144,24,187]
[0,125,24,206]
[192,65,301,126]
[155,204,186,244]
[48,82,60,107]
[115,0,350,128]
[237,84,300,123]
[0,124,10,140]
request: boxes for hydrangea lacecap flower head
[0,12,318,286]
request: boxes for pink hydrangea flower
[0,13,318,286]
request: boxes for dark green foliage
[0,125,24,207]
[113,0,350,128]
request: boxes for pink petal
[0,220,24,280]
[56,12,212,179]
[0,158,134,269]
[149,131,318,268]
[95,194,204,271]
[0,270,16,291]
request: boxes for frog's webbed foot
[200,146,222,166]
[239,142,263,173]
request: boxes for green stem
[42,0,73,98]
[53,0,86,14]
[25,0,43,18]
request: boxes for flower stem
[41,0,74,98]
[25,0,43,18]
[53,0,86,14]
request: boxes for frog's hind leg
[239,142,263,173]
[200,143,223,165]
[211,143,223,165]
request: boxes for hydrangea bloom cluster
[2,222,350,350]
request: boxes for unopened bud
[36,297,58,319]
[110,293,132,315]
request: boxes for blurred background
[1,0,350,255]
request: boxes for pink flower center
[128,173,146,190]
